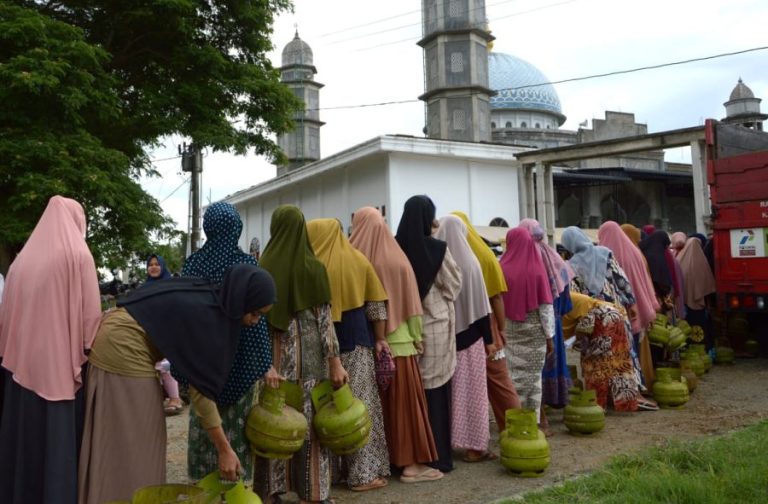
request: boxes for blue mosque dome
[488,52,566,125]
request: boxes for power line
[313,45,768,111]
[149,154,182,163]
[160,177,190,204]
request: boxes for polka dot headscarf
[180,202,272,405]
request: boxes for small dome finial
[294,23,299,39]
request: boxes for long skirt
[188,386,255,480]
[425,380,453,473]
[381,355,437,467]
[486,323,520,431]
[580,310,639,412]
[334,346,390,487]
[78,366,166,504]
[542,295,572,409]
[0,368,85,504]
[505,311,548,421]
[450,339,489,451]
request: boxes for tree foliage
[0,1,300,272]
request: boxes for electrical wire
[160,177,190,204]
[312,45,768,111]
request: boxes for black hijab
[395,195,447,299]
[118,264,276,400]
[639,230,673,288]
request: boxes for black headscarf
[145,254,172,283]
[118,264,276,400]
[639,230,673,288]
[395,195,447,299]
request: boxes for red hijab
[499,228,553,321]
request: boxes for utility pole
[180,143,203,252]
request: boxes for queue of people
[0,194,718,504]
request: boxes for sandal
[400,467,443,483]
[350,477,388,492]
[164,403,184,416]
[462,451,498,463]
[637,398,659,411]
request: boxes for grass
[499,420,768,504]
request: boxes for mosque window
[449,0,461,17]
[450,52,464,73]
[535,123,541,128]
[505,121,512,128]
[453,110,466,130]
[491,122,496,129]
[520,121,527,128]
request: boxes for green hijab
[259,205,331,331]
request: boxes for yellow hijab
[307,218,388,322]
[561,292,602,337]
[451,211,507,298]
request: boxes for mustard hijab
[307,219,388,322]
[451,211,507,298]
[561,292,602,338]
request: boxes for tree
[0,1,300,273]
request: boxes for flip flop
[637,399,659,411]
[350,478,388,492]
[462,451,499,463]
[164,404,183,416]
[400,468,443,483]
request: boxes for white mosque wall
[387,153,520,231]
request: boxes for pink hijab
[518,218,574,298]
[499,228,553,321]
[0,196,101,401]
[349,207,423,334]
[670,232,687,257]
[598,221,660,333]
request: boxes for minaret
[722,78,767,131]
[419,0,495,142]
[276,31,325,175]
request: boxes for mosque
[224,0,765,249]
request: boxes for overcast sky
[142,0,768,233]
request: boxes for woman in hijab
[560,226,637,314]
[451,211,520,432]
[562,293,641,411]
[677,238,717,349]
[78,264,276,504]
[598,221,660,388]
[396,196,461,474]
[639,230,675,305]
[499,228,554,425]
[518,219,574,431]
[307,219,391,492]
[620,224,642,247]
[254,205,348,504]
[145,254,182,415]
[435,215,495,463]
[181,202,275,479]
[670,232,687,257]
[561,227,649,408]
[350,207,441,484]
[0,196,101,504]
[145,254,172,283]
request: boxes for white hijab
[435,215,491,333]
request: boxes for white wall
[388,153,519,230]
[237,159,387,250]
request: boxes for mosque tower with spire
[419,0,495,142]
[722,78,767,131]
[276,30,325,175]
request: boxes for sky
[141,0,768,233]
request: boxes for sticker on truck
[730,228,768,258]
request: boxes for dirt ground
[165,356,768,504]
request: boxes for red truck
[706,119,768,313]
